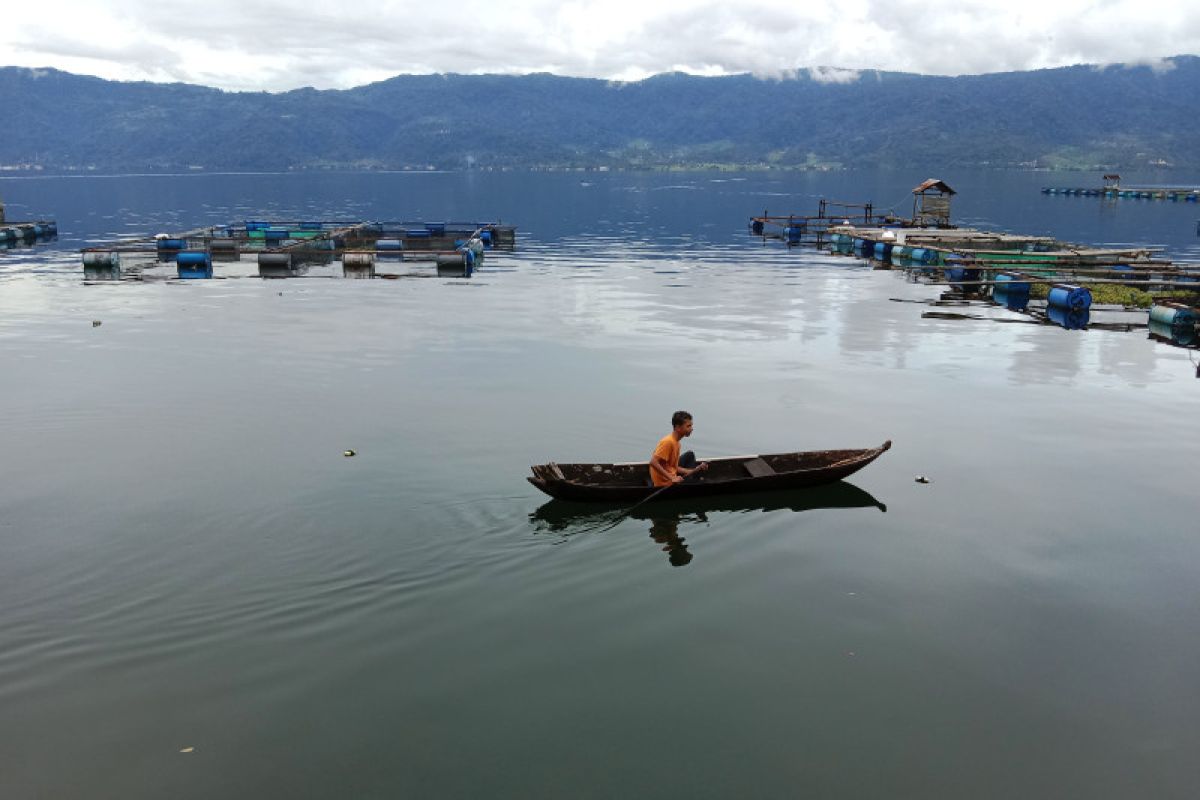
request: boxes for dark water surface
[2,170,1198,798]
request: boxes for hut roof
[912,178,956,195]
[907,178,955,195]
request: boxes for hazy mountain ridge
[1,58,1197,172]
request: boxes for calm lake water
[2,170,1198,798]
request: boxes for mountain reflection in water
[529,481,887,567]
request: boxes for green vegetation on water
[1029,282,1200,308]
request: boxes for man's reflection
[646,513,700,567]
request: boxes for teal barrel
[1047,284,1091,310]
[258,252,293,278]
[436,251,473,278]
[342,252,376,279]
[1149,303,1197,327]
[82,251,122,280]
[1149,319,1197,345]
[209,238,240,261]
[909,248,938,264]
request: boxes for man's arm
[651,455,682,483]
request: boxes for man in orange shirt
[649,410,709,487]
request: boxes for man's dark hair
[671,410,692,427]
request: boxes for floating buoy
[92,320,102,327]
[343,449,356,457]
[915,475,931,484]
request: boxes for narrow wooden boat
[528,440,891,503]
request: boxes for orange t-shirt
[649,434,681,487]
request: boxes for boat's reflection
[530,481,887,567]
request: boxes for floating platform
[80,219,516,281]
[825,224,1171,270]
[1041,173,1200,201]
[1,220,58,248]
[1042,186,1200,201]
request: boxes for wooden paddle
[598,463,707,532]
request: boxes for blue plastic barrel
[375,239,404,260]
[993,288,1029,311]
[176,251,213,279]
[425,223,447,236]
[265,229,288,243]
[873,242,893,261]
[1047,305,1089,330]
[405,229,431,239]
[245,221,270,231]
[994,272,1031,293]
[1047,284,1092,310]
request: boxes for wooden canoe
[528,440,891,503]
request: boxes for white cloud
[807,67,863,85]
[1,0,1196,91]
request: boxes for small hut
[1103,173,1121,190]
[911,179,955,227]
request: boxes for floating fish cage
[1043,186,1200,202]
[80,218,515,281]
[1,220,58,247]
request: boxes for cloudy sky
[3,0,1197,91]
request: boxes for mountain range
[1,57,1198,172]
